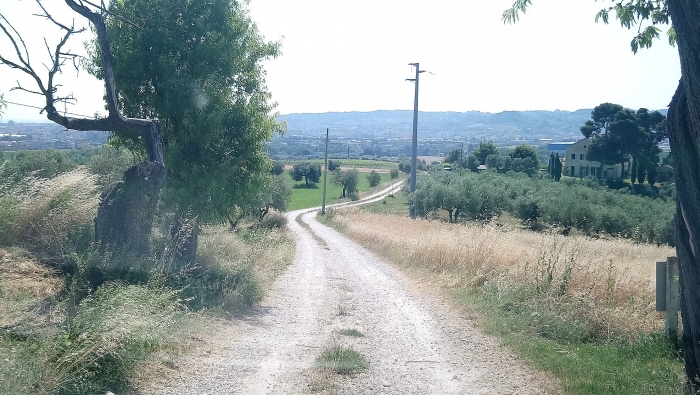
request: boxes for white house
[564,139,622,179]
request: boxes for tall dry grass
[7,170,99,264]
[185,225,296,312]
[331,208,673,341]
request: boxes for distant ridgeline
[277,110,597,140]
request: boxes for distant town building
[547,142,576,152]
[564,139,622,178]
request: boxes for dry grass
[10,170,99,263]
[198,225,296,293]
[331,208,673,339]
[0,247,64,330]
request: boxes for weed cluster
[315,345,369,375]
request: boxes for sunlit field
[330,208,672,336]
[324,208,684,394]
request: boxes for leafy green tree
[327,160,341,171]
[367,170,381,187]
[553,153,562,182]
[333,168,358,198]
[252,174,292,221]
[579,103,624,138]
[466,155,479,172]
[503,0,700,386]
[101,0,281,227]
[290,162,322,186]
[508,144,539,168]
[413,172,466,223]
[444,148,462,164]
[637,161,647,184]
[390,168,400,180]
[503,155,513,170]
[580,105,641,178]
[399,160,411,174]
[486,153,504,170]
[271,161,285,176]
[471,141,499,164]
[647,165,658,186]
[515,195,541,228]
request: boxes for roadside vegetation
[321,208,684,394]
[288,158,398,170]
[412,169,675,245]
[0,148,294,394]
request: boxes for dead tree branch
[0,0,164,164]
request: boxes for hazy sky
[0,0,681,121]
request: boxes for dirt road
[142,183,553,394]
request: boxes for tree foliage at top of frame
[502,0,675,53]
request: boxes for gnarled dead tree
[0,0,165,255]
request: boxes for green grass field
[288,159,399,170]
[286,171,394,211]
[356,188,409,216]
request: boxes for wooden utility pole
[406,63,425,219]
[321,128,329,215]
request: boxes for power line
[5,100,101,119]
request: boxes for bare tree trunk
[61,1,166,255]
[667,0,700,388]
[94,161,165,256]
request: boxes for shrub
[327,160,341,171]
[367,170,381,187]
[271,161,285,175]
[259,211,288,229]
[390,168,399,179]
[2,149,77,182]
[348,191,359,201]
[87,146,139,187]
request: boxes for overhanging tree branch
[0,0,164,164]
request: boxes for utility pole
[406,63,425,219]
[321,128,329,215]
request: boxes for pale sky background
[0,0,681,121]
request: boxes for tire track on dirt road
[142,182,555,394]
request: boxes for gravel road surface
[141,183,555,394]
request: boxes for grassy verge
[322,209,685,395]
[0,166,296,394]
